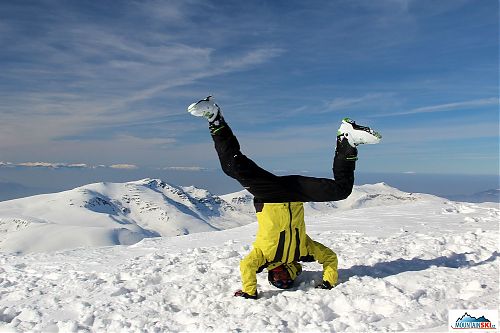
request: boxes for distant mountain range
[447,189,499,203]
[0,179,255,253]
[0,181,46,202]
[0,178,479,254]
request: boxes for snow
[0,179,254,254]
[0,180,498,332]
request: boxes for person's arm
[305,235,338,287]
[239,247,266,296]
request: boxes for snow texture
[0,180,498,332]
[0,179,253,254]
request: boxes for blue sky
[0,0,498,179]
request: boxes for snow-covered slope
[220,182,442,215]
[0,179,254,253]
[0,180,498,332]
[0,182,500,332]
[0,180,433,254]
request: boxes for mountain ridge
[0,179,456,253]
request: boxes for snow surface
[0,179,253,254]
[0,180,498,332]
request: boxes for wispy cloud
[376,97,498,117]
[109,47,284,112]
[379,121,499,143]
[0,161,139,170]
[0,1,285,157]
[162,166,209,172]
[0,161,213,172]
[327,93,394,111]
[221,48,285,70]
[109,164,139,170]
[0,0,496,177]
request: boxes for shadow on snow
[259,251,499,298]
[337,251,499,282]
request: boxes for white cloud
[221,48,284,70]
[6,162,90,169]
[377,97,498,116]
[162,166,208,172]
[379,121,499,143]
[0,161,140,170]
[0,0,285,164]
[132,0,189,22]
[109,164,139,170]
[0,162,14,168]
[327,93,392,110]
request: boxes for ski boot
[187,96,226,134]
[336,118,381,161]
[187,95,220,121]
[337,118,382,147]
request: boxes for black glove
[316,281,333,290]
[234,289,258,299]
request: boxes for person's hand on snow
[315,281,333,290]
[234,290,258,299]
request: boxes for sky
[0,0,499,197]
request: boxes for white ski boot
[338,118,382,147]
[187,96,221,122]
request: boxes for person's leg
[279,118,381,202]
[210,114,294,201]
[211,121,275,184]
[278,136,357,202]
[189,97,379,202]
[278,117,383,202]
[212,121,356,202]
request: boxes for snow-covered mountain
[220,182,442,215]
[0,178,254,253]
[0,179,441,254]
[0,179,498,332]
[448,188,500,203]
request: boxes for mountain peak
[0,178,254,253]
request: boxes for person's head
[268,262,302,289]
[268,265,293,289]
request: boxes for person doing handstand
[188,96,381,299]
